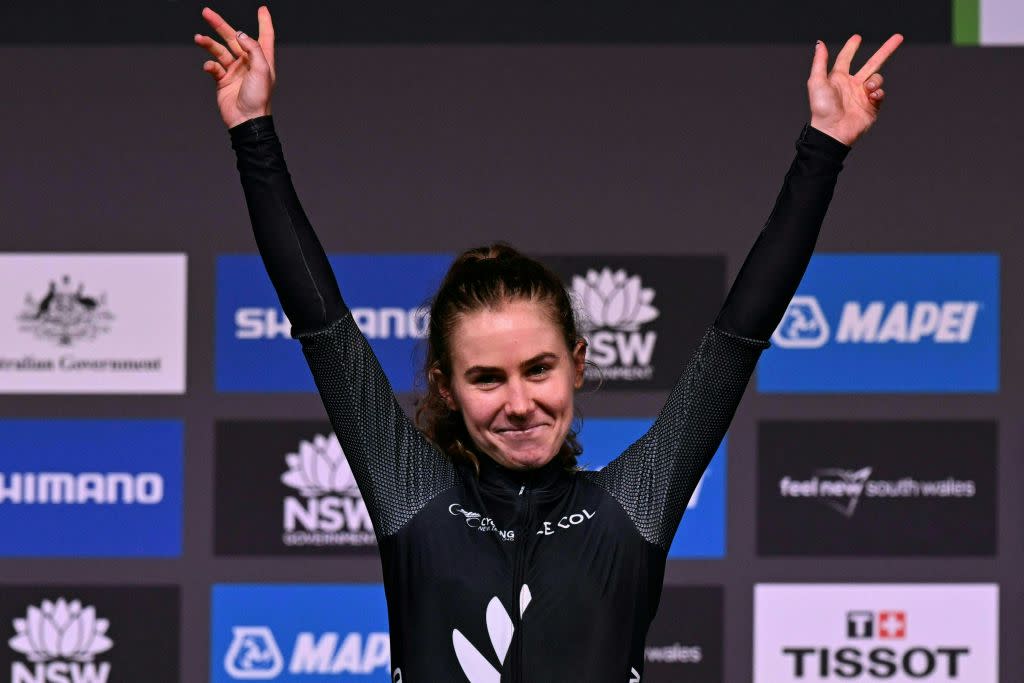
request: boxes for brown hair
[415,243,584,473]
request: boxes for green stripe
[953,0,980,45]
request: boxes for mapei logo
[16,275,115,347]
[8,597,114,683]
[281,434,375,547]
[759,254,999,393]
[571,268,660,381]
[223,626,389,680]
[773,296,980,348]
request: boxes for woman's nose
[503,378,533,417]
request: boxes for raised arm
[591,35,904,550]
[196,7,456,538]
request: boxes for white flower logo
[571,268,659,331]
[453,585,532,683]
[8,598,113,662]
[281,433,359,497]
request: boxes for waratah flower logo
[8,598,113,662]
[571,268,659,332]
[281,433,359,497]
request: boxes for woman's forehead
[450,301,565,366]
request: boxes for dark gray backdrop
[0,44,1020,681]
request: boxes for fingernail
[237,31,246,39]
[867,81,876,88]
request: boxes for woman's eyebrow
[463,352,559,377]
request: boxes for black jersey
[229,116,849,682]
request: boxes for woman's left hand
[808,33,904,146]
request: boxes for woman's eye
[529,365,550,377]
[474,374,499,385]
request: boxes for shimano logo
[235,307,428,340]
[0,472,163,505]
[773,297,981,348]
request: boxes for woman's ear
[572,338,587,389]
[431,366,459,411]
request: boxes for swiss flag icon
[878,611,907,639]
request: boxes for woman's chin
[494,445,556,470]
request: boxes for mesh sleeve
[588,325,768,549]
[295,312,458,538]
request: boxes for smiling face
[440,298,586,471]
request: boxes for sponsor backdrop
[2,25,1022,683]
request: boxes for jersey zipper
[511,483,533,683]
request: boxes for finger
[257,5,276,74]
[833,34,862,74]
[869,87,885,103]
[201,6,244,58]
[202,60,227,81]
[864,73,884,91]
[809,40,829,83]
[235,30,271,74]
[194,33,234,68]
[855,33,904,81]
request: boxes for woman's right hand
[194,6,276,129]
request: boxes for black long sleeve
[715,124,850,340]
[229,115,346,336]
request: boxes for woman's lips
[495,424,549,438]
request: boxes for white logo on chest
[536,508,596,536]
[448,504,515,542]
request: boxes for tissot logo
[216,421,378,556]
[0,586,179,683]
[755,584,998,682]
[758,421,996,556]
[542,255,724,391]
[759,254,999,392]
[0,254,186,394]
[216,254,451,392]
[211,585,390,682]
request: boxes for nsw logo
[8,597,114,683]
[572,268,660,382]
[281,433,375,548]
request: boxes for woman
[195,8,901,681]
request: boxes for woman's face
[442,298,586,471]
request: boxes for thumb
[809,40,829,83]
[235,30,270,73]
